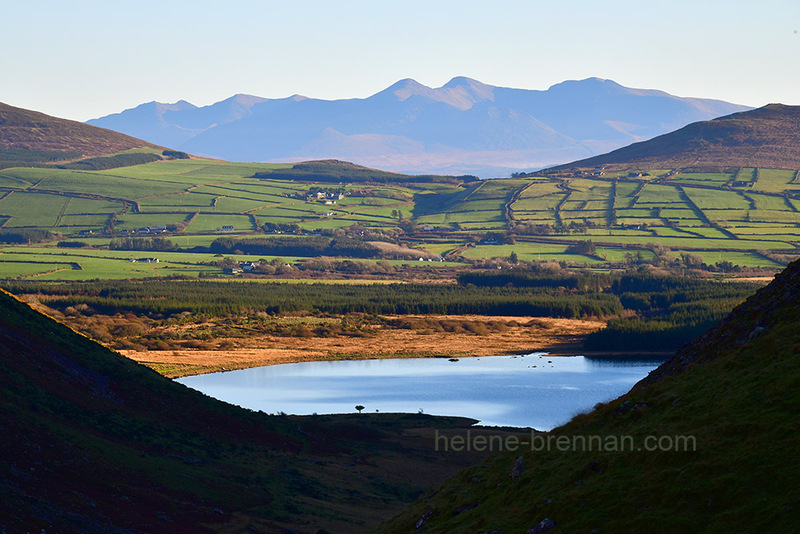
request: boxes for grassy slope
[1,102,800,275]
[381,260,800,532]
[0,289,520,533]
[0,102,159,158]
[547,104,800,171]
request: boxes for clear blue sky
[2,0,799,121]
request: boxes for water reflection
[178,353,665,430]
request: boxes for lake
[177,353,664,430]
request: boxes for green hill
[1,102,799,278]
[381,259,800,532]
[547,104,800,172]
[0,289,519,533]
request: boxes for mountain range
[87,77,750,177]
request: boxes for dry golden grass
[121,314,603,377]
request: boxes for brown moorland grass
[119,314,604,377]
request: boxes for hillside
[87,77,749,177]
[0,289,520,533]
[548,104,800,172]
[381,260,800,532]
[0,102,159,160]
[1,100,799,279]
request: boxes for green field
[1,158,800,278]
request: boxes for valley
[2,98,799,533]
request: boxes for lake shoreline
[116,315,605,378]
[122,333,673,379]
[177,352,666,430]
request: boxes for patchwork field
[1,157,799,279]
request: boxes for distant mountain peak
[384,78,430,101]
[227,94,269,106]
[152,100,197,114]
[86,78,751,176]
[375,77,494,109]
[442,76,486,88]
[440,76,494,108]
[547,77,625,92]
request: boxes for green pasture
[0,260,77,278]
[615,217,669,227]
[59,214,111,228]
[296,219,365,230]
[459,242,573,261]
[3,158,800,274]
[746,193,796,211]
[517,182,563,199]
[445,210,505,223]
[136,193,215,210]
[672,172,734,183]
[614,182,640,209]
[685,227,731,239]
[63,197,124,214]
[512,194,564,212]
[634,184,685,204]
[185,213,256,233]
[412,213,449,225]
[191,184,287,203]
[752,168,798,192]
[745,210,800,223]
[31,168,187,198]
[660,208,701,220]
[594,248,655,263]
[728,225,800,236]
[651,226,699,238]
[512,212,559,225]
[615,208,658,218]
[682,188,750,210]
[0,192,69,227]
[541,233,794,251]
[581,229,653,237]
[454,221,508,230]
[681,250,786,268]
[115,212,193,230]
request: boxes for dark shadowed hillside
[381,259,800,532]
[549,104,800,172]
[0,290,519,533]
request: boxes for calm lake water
[177,353,664,430]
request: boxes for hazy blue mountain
[88,78,750,177]
[88,94,267,149]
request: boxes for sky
[2,0,799,122]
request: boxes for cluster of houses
[223,261,258,275]
[136,226,168,234]
[571,166,606,177]
[128,257,159,263]
[287,190,346,205]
